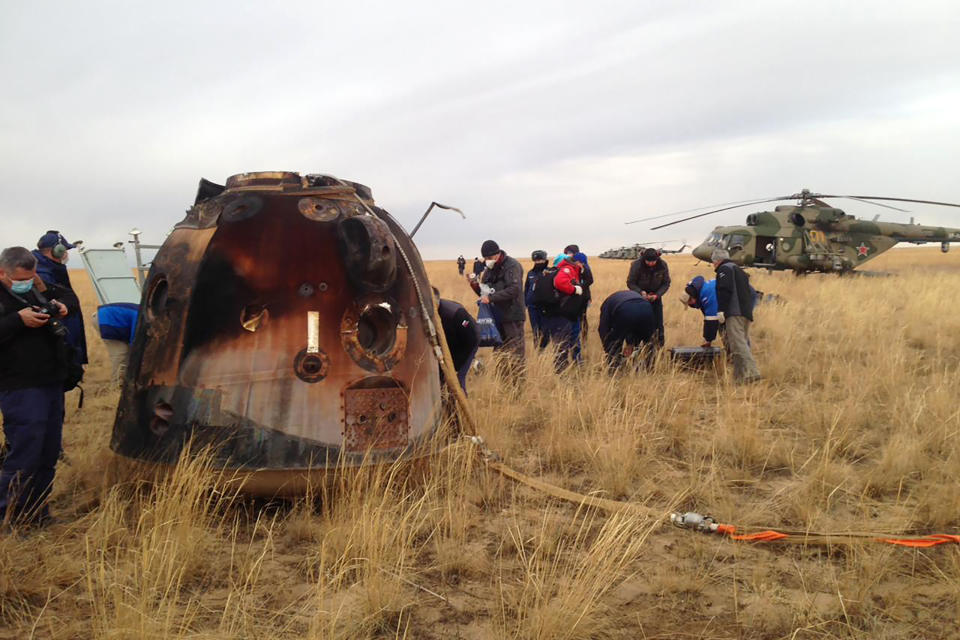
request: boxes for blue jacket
[597,290,651,340]
[686,276,720,342]
[97,303,140,344]
[32,250,88,364]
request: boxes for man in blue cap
[32,231,87,367]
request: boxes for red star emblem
[856,243,869,257]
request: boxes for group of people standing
[523,245,592,372]
[456,240,761,383]
[461,240,660,375]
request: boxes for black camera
[33,301,68,339]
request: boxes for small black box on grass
[669,346,725,369]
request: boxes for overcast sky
[2,0,958,260]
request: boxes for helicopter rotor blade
[642,190,960,232]
[819,195,960,209]
[635,238,681,245]
[625,196,784,225]
[649,197,788,231]
[841,197,910,212]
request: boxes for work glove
[717,311,725,324]
[574,285,583,295]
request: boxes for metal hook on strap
[670,512,720,534]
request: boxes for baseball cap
[37,230,76,250]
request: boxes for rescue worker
[0,247,70,528]
[539,254,583,373]
[684,276,720,347]
[597,290,655,373]
[712,249,761,383]
[457,255,466,276]
[91,302,139,385]
[433,287,479,394]
[32,231,87,367]
[469,240,525,373]
[524,250,549,343]
[626,247,670,347]
[471,257,484,277]
[571,251,592,362]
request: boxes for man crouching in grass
[0,246,69,529]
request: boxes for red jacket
[553,261,582,295]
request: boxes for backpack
[531,268,584,319]
[530,268,561,310]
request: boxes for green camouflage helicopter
[628,189,960,274]
[598,240,689,260]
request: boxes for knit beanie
[480,240,500,258]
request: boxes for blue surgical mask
[10,279,33,294]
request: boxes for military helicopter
[627,189,960,274]
[598,240,689,260]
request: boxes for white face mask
[60,252,69,264]
[485,259,497,269]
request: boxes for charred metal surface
[221,195,264,223]
[342,386,410,452]
[339,295,408,373]
[298,197,343,222]
[337,215,398,292]
[195,178,226,204]
[112,171,443,489]
[294,348,330,382]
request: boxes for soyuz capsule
[111,171,444,494]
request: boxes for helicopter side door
[754,236,777,265]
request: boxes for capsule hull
[111,172,443,490]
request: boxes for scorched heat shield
[111,172,444,493]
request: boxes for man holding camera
[0,247,69,528]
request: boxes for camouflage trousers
[722,316,761,382]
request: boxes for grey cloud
[1,1,959,258]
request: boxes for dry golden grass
[2,246,960,638]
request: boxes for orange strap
[728,529,789,542]
[715,523,960,547]
[714,524,789,542]
[879,534,960,548]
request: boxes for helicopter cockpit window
[726,234,747,250]
[706,232,723,246]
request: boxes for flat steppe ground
[3,247,960,639]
